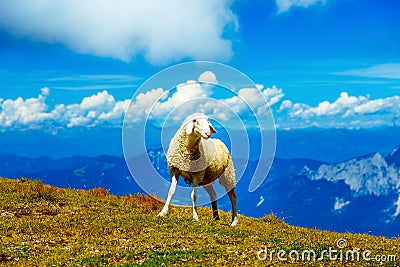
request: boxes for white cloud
[0,88,131,128]
[219,85,284,116]
[1,84,399,130]
[99,100,131,120]
[0,89,53,127]
[279,92,379,119]
[354,99,384,115]
[333,197,350,211]
[49,74,139,91]
[41,87,50,96]
[0,0,237,64]
[80,90,115,110]
[303,92,367,118]
[333,63,400,79]
[277,91,400,128]
[354,96,400,116]
[67,116,92,128]
[262,85,285,107]
[148,80,212,120]
[50,74,140,83]
[63,90,133,127]
[198,71,218,84]
[127,88,166,122]
[275,0,326,13]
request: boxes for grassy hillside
[0,177,399,266]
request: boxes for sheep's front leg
[191,178,199,221]
[191,186,199,221]
[157,175,178,217]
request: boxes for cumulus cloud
[80,90,115,110]
[126,88,166,123]
[148,80,212,121]
[219,85,284,116]
[60,90,122,127]
[275,0,326,13]
[0,88,130,129]
[1,83,399,130]
[198,71,218,84]
[0,78,284,129]
[0,0,237,64]
[278,92,400,128]
[98,100,131,121]
[262,85,285,107]
[354,96,400,115]
[0,88,53,127]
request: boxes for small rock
[1,212,14,217]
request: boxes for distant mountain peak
[310,152,400,196]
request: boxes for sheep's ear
[209,122,217,134]
[185,120,195,135]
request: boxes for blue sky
[0,0,399,130]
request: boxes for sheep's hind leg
[157,175,178,217]
[203,184,219,220]
[227,188,238,226]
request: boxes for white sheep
[157,113,238,226]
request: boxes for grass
[0,177,399,266]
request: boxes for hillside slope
[0,177,399,266]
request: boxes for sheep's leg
[157,175,178,217]
[191,178,199,221]
[227,188,238,226]
[191,186,199,221]
[203,184,219,220]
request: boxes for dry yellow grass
[0,177,399,266]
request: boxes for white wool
[167,127,217,172]
[159,113,237,226]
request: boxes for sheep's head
[184,113,217,140]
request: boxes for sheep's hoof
[230,217,238,227]
[157,209,168,217]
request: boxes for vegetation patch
[0,177,399,266]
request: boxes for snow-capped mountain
[310,152,400,196]
[246,146,400,237]
[309,149,400,221]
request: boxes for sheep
[157,113,238,226]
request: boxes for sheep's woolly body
[159,113,238,226]
[167,126,235,191]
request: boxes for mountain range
[242,147,400,237]
[0,144,399,237]
[2,126,400,162]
